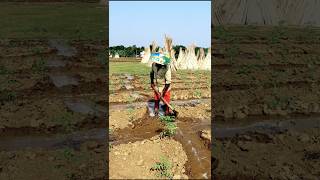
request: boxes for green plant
[0,90,17,102]
[127,107,134,122]
[150,156,173,179]
[52,111,74,132]
[159,115,175,123]
[0,66,11,75]
[32,57,47,73]
[225,45,239,63]
[255,51,262,60]
[194,89,202,98]
[32,47,44,55]
[160,122,177,138]
[127,95,136,103]
[63,148,74,160]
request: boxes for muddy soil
[212,26,320,120]
[109,102,212,179]
[212,116,320,179]
[212,26,320,179]
[0,39,107,179]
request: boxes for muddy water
[109,98,210,110]
[49,74,79,88]
[0,128,106,151]
[175,119,211,179]
[214,116,320,139]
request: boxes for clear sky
[109,1,211,48]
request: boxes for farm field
[109,59,212,179]
[212,26,320,179]
[0,3,107,179]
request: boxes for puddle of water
[124,74,134,81]
[49,39,77,57]
[49,74,79,88]
[147,101,166,117]
[0,128,106,151]
[109,98,210,110]
[213,116,320,139]
[64,99,106,117]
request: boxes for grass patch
[51,111,75,132]
[0,3,107,40]
[109,62,150,75]
[32,57,47,74]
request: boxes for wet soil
[0,39,107,179]
[212,115,320,179]
[110,110,212,179]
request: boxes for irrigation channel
[1,109,319,179]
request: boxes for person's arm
[150,63,156,89]
[162,65,171,96]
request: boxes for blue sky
[109,1,211,48]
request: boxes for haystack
[164,35,177,72]
[141,47,150,63]
[199,48,211,70]
[179,44,199,70]
[176,47,186,68]
[197,48,205,68]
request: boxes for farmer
[150,52,173,116]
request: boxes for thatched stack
[179,44,199,70]
[176,47,186,68]
[141,41,157,64]
[164,35,177,72]
[199,48,211,70]
[141,47,150,63]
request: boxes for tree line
[109,45,209,58]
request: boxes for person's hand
[161,89,166,97]
[151,83,155,89]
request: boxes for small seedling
[194,89,202,98]
[160,122,177,138]
[159,116,175,123]
[150,156,173,179]
[59,147,74,161]
[32,57,47,74]
[0,66,11,75]
[255,51,262,60]
[52,111,74,132]
[0,90,17,102]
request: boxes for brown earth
[212,26,320,179]
[109,136,188,179]
[0,39,107,179]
